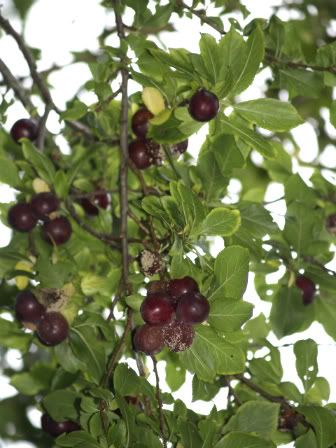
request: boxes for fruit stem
[151,356,168,448]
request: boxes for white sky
[0,1,336,447]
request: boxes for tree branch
[65,199,120,247]
[113,0,130,299]
[151,356,167,448]
[0,12,54,106]
[36,104,51,150]
[235,374,310,429]
[0,12,94,140]
[222,376,242,407]
[265,51,336,74]
[0,57,35,111]
[179,4,336,75]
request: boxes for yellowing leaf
[32,178,50,193]
[15,260,34,290]
[149,108,172,125]
[142,87,165,115]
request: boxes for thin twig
[222,376,242,407]
[128,209,151,236]
[103,308,133,387]
[151,356,167,448]
[95,86,122,112]
[129,160,151,195]
[180,1,226,35]
[303,255,336,277]
[98,400,109,439]
[65,199,120,247]
[0,58,35,111]
[235,374,310,428]
[36,104,51,150]
[265,52,336,74]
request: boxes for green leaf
[306,377,330,404]
[294,339,318,391]
[210,245,249,300]
[296,430,318,448]
[80,269,121,296]
[224,400,280,438]
[285,174,317,206]
[43,389,79,421]
[54,170,69,198]
[0,317,32,352]
[221,116,276,158]
[61,101,88,120]
[22,140,56,183]
[192,375,219,402]
[13,0,34,19]
[35,255,74,288]
[0,157,21,187]
[209,298,253,332]
[279,69,323,99]
[70,325,106,384]
[165,356,186,392]
[249,345,283,385]
[316,293,336,339]
[114,364,139,396]
[56,431,100,447]
[270,287,315,338]
[141,3,173,28]
[199,208,241,236]
[238,202,277,238]
[171,181,206,236]
[178,418,203,448]
[148,108,203,144]
[299,406,336,448]
[179,326,245,381]
[115,394,136,448]
[215,432,276,448]
[284,203,323,257]
[231,26,265,95]
[199,34,221,84]
[234,98,303,131]
[11,363,53,396]
[113,364,154,400]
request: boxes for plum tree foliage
[0,0,336,447]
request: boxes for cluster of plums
[295,274,316,305]
[15,290,69,346]
[129,88,219,170]
[8,192,72,246]
[133,276,209,355]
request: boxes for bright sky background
[0,1,336,447]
